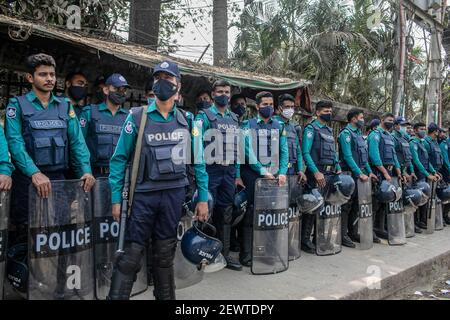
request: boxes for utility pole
[392,0,407,116]
[426,1,445,125]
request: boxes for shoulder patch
[346,136,351,143]
[6,107,16,118]
[282,129,286,136]
[195,119,203,127]
[124,121,133,134]
[79,118,87,127]
[69,109,76,118]
[414,145,418,150]
[374,134,380,141]
[192,127,200,137]
[444,144,448,150]
[306,131,314,139]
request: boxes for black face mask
[196,101,211,111]
[96,90,106,102]
[108,92,126,105]
[232,104,246,117]
[319,113,332,122]
[68,86,87,102]
[153,79,178,102]
[384,121,394,130]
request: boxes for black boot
[301,214,315,254]
[152,238,177,300]
[230,226,240,252]
[107,242,145,300]
[239,206,253,267]
[341,206,355,248]
[216,206,242,271]
[146,242,154,286]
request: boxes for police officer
[274,94,306,182]
[302,100,342,253]
[423,123,444,181]
[92,75,107,104]
[108,60,209,300]
[194,80,242,271]
[79,74,130,178]
[367,118,381,137]
[393,116,417,183]
[438,128,450,224]
[338,108,378,247]
[63,72,89,117]
[409,122,439,229]
[0,127,14,191]
[195,89,213,113]
[230,93,247,122]
[144,78,156,105]
[237,91,288,266]
[4,53,95,243]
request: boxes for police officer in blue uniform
[230,93,248,123]
[237,91,288,266]
[338,108,378,247]
[438,128,450,224]
[368,112,403,239]
[302,101,342,253]
[410,122,440,229]
[4,53,95,244]
[107,61,209,300]
[195,89,213,114]
[194,80,242,271]
[63,72,89,118]
[392,116,416,183]
[79,74,130,177]
[0,127,14,191]
[423,123,444,181]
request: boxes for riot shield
[435,198,444,231]
[252,179,289,275]
[92,178,147,300]
[356,179,373,250]
[386,177,406,245]
[404,206,416,238]
[425,181,437,234]
[316,201,342,256]
[28,180,94,300]
[174,213,204,289]
[288,175,302,261]
[0,191,10,300]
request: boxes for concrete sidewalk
[137,227,450,300]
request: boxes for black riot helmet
[436,182,450,204]
[413,181,431,206]
[7,243,28,295]
[324,174,355,206]
[376,180,402,203]
[297,188,324,214]
[403,187,424,211]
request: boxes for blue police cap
[428,122,442,133]
[153,60,181,79]
[394,116,409,125]
[105,73,130,88]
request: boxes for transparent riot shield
[288,175,302,261]
[435,198,444,231]
[357,179,373,250]
[0,191,10,300]
[386,177,406,245]
[316,202,342,255]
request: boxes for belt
[212,161,234,167]
[385,165,394,171]
[323,165,335,172]
[94,167,110,175]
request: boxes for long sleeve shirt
[440,139,450,173]
[274,115,304,173]
[410,136,435,177]
[0,126,14,176]
[367,127,400,169]
[338,124,372,176]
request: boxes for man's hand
[264,172,275,179]
[278,174,287,186]
[112,203,121,221]
[314,171,326,188]
[235,178,245,188]
[410,173,417,182]
[369,173,378,182]
[359,174,369,182]
[436,172,443,181]
[298,171,307,184]
[0,174,12,191]
[383,172,392,182]
[336,170,342,175]
[32,172,51,198]
[80,173,96,192]
[427,174,438,182]
[194,201,209,222]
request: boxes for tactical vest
[248,118,281,166]
[133,107,190,192]
[427,139,443,171]
[308,122,335,168]
[338,127,368,171]
[377,129,396,166]
[284,121,300,166]
[17,96,69,173]
[202,108,239,164]
[413,139,430,180]
[74,105,83,118]
[86,105,128,168]
[393,132,413,168]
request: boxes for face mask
[384,121,394,130]
[319,113,332,122]
[153,79,178,102]
[147,97,156,105]
[259,105,274,119]
[282,108,295,120]
[214,95,229,107]
[417,131,426,139]
[68,86,87,102]
[232,104,246,117]
[399,127,407,135]
[96,90,106,102]
[108,92,126,105]
[356,119,365,129]
[196,101,211,111]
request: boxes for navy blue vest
[339,127,368,171]
[377,129,396,166]
[284,121,300,166]
[248,118,281,166]
[307,122,335,168]
[86,105,128,168]
[393,132,413,168]
[413,139,430,180]
[202,108,239,164]
[133,107,190,192]
[17,96,69,173]
[427,139,443,171]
